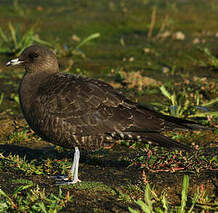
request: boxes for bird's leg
[68,147,81,183]
[50,147,81,185]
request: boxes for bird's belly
[27,115,114,151]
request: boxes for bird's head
[6,45,59,74]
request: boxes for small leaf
[128,207,140,213]
[180,175,189,213]
[76,32,100,49]
[160,85,172,100]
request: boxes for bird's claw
[50,175,81,185]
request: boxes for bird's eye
[29,52,39,59]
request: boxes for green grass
[128,175,217,213]
[159,84,218,118]
[0,23,51,56]
[193,47,218,70]
[1,153,44,175]
[0,185,72,212]
[0,93,4,106]
[54,32,100,58]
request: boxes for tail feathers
[162,115,212,131]
[178,121,213,130]
[142,133,193,151]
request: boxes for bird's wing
[34,73,164,136]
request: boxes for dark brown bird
[6,45,207,184]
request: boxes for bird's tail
[140,133,193,151]
[160,114,212,131]
[139,105,212,131]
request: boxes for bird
[6,45,208,184]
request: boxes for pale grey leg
[50,147,81,185]
[70,147,81,183]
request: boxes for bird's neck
[19,71,55,116]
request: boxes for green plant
[158,85,218,118]
[55,32,100,57]
[0,93,4,105]
[0,23,51,56]
[8,128,30,144]
[132,145,217,173]
[180,175,189,213]
[200,47,218,69]
[159,85,198,117]
[10,93,19,105]
[128,175,217,213]
[0,185,72,212]
[12,0,25,16]
[191,47,218,70]
[0,153,43,175]
[188,97,218,118]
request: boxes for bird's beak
[6,58,24,67]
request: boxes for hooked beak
[6,58,24,67]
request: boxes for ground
[0,0,217,212]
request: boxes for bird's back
[22,72,205,151]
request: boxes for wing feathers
[31,73,208,150]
